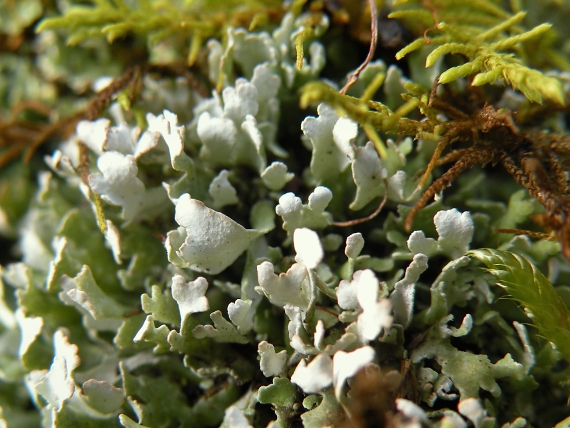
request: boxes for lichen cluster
[0,0,570,427]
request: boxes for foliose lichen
[0,1,570,427]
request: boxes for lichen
[0,1,569,427]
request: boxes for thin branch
[405,147,497,232]
[422,0,440,44]
[333,178,389,227]
[21,63,208,163]
[0,145,25,170]
[339,0,378,95]
[494,228,557,241]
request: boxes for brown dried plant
[341,361,421,428]
[0,62,207,169]
[300,77,570,260]
[404,98,570,260]
[0,65,144,169]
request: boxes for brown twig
[422,0,440,44]
[405,147,497,231]
[412,148,471,181]
[333,178,389,227]
[0,145,26,170]
[23,114,81,163]
[22,66,145,163]
[494,228,557,241]
[405,98,570,261]
[19,63,210,164]
[428,74,440,106]
[339,0,378,95]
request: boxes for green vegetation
[0,0,569,426]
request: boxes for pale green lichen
[0,1,569,427]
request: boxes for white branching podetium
[390,253,428,327]
[395,399,429,424]
[275,186,333,234]
[59,265,128,331]
[227,298,254,334]
[458,398,496,428]
[337,269,393,343]
[345,233,365,260]
[192,310,250,344]
[349,141,387,210]
[353,270,393,343]
[26,328,124,419]
[291,353,333,393]
[221,406,253,428]
[88,152,146,222]
[170,193,263,274]
[332,346,375,400]
[208,170,239,209]
[261,162,294,191]
[301,104,357,184]
[258,341,287,377]
[256,261,310,309]
[16,309,44,364]
[171,275,209,323]
[407,208,474,259]
[337,270,370,311]
[194,63,284,173]
[294,228,324,270]
[146,110,191,171]
[31,331,79,412]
